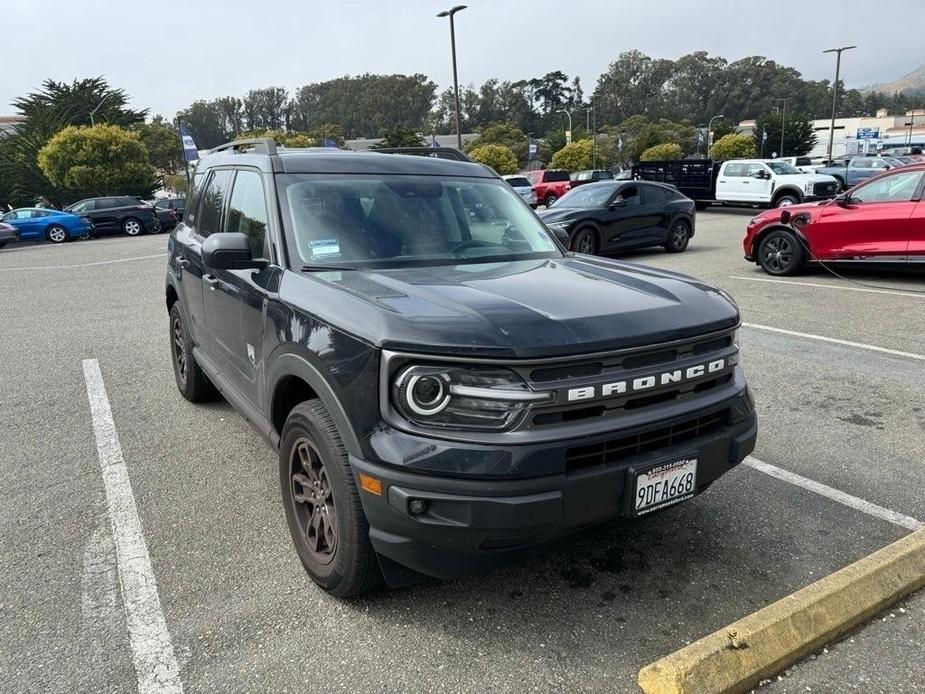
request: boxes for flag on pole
[431,134,439,149]
[762,128,768,142]
[323,138,339,148]
[179,125,198,162]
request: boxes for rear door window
[543,170,571,182]
[723,163,746,177]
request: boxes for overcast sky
[3,0,921,118]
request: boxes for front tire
[665,220,691,253]
[280,401,381,598]
[169,303,216,402]
[122,217,143,236]
[46,225,69,244]
[757,229,804,276]
[571,227,599,255]
[774,193,800,208]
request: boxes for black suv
[166,139,757,597]
[66,196,160,236]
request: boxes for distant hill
[864,65,925,95]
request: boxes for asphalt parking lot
[1,210,923,694]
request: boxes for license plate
[633,458,697,515]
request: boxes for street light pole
[556,109,572,145]
[707,114,725,156]
[437,5,467,150]
[90,93,115,126]
[777,98,791,158]
[823,45,856,163]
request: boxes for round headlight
[403,372,450,416]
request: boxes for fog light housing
[408,498,428,515]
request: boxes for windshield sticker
[309,239,341,258]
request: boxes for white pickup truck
[713,159,840,207]
[632,158,841,209]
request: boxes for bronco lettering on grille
[567,359,726,402]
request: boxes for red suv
[744,163,925,275]
[525,169,571,207]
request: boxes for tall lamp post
[823,45,856,163]
[776,98,791,157]
[707,114,725,156]
[436,5,467,150]
[556,109,573,145]
[90,93,115,126]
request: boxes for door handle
[203,274,219,290]
[176,257,189,268]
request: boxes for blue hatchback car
[0,208,93,244]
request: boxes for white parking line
[0,253,166,271]
[82,359,183,694]
[742,322,925,362]
[744,456,923,531]
[729,275,925,299]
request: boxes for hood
[537,206,591,225]
[285,256,739,359]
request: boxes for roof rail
[373,147,472,162]
[208,138,278,156]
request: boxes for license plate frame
[627,456,698,517]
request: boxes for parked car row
[0,195,186,247]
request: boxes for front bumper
[351,392,757,581]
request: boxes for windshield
[766,161,801,175]
[278,174,561,269]
[505,177,531,187]
[554,183,618,208]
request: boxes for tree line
[177,50,917,150]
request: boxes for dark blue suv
[166,139,756,597]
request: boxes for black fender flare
[772,186,803,204]
[265,351,363,458]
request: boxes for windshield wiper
[300,264,358,272]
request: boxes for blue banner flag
[323,138,338,148]
[179,125,198,162]
[431,134,440,148]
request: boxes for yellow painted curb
[638,527,925,694]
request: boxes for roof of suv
[199,145,494,178]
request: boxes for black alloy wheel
[757,229,804,276]
[665,220,691,253]
[571,227,599,255]
[168,303,216,402]
[289,439,338,565]
[279,401,381,597]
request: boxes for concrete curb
[638,527,925,694]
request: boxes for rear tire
[169,303,216,402]
[544,194,558,208]
[571,227,599,255]
[46,225,69,244]
[665,219,691,253]
[757,229,804,276]
[122,217,143,236]
[280,400,381,598]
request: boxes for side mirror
[609,199,626,209]
[834,193,850,207]
[201,232,266,270]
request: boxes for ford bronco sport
[166,139,757,597]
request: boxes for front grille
[564,409,729,472]
[813,181,837,196]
